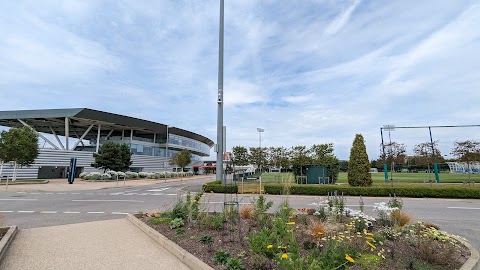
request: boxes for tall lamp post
[165,125,170,158]
[257,128,264,194]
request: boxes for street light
[257,128,264,194]
[166,125,170,158]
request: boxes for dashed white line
[30,192,40,194]
[63,211,81,214]
[45,193,54,194]
[16,192,27,194]
[18,211,35,213]
[0,211,13,213]
[448,207,480,210]
[87,212,105,214]
[71,193,80,195]
[57,193,67,194]
[0,199,37,201]
[72,199,144,202]
[40,211,58,214]
[111,212,129,215]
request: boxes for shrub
[240,205,254,219]
[391,210,413,226]
[116,171,126,178]
[310,221,326,235]
[125,171,138,179]
[199,234,213,244]
[213,250,230,265]
[225,257,245,270]
[250,254,270,270]
[348,134,372,186]
[263,184,480,199]
[148,217,171,225]
[100,173,111,180]
[202,181,238,193]
[79,172,88,179]
[170,218,184,229]
[306,208,316,215]
[85,172,101,180]
[213,213,225,231]
[138,172,148,178]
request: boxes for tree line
[371,140,480,171]
[230,144,341,183]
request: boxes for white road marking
[72,199,144,202]
[71,193,80,195]
[448,207,480,210]
[166,194,178,196]
[126,189,141,192]
[146,188,170,192]
[57,193,67,194]
[30,192,40,194]
[0,211,14,213]
[151,193,164,195]
[18,211,35,213]
[45,193,54,194]
[40,211,58,214]
[63,211,81,214]
[111,212,129,215]
[137,193,150,196]
[87,212,105,214]
[0,199,37,201]
[16,192,27,194]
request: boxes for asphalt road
[1,178,479,250]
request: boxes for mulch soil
[139,214,470,270]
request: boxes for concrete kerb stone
[453,234,480,270]
[127,214,213,270]
[0,226,17,263]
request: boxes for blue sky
[1,0,480,160]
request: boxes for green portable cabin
[305,166,329,184]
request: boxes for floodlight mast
[216,0,224,182]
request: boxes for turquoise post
[383,164,389,182]
[433,163,440,183]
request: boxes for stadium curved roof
[0,108,214,147]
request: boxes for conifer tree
[348,134,372,186]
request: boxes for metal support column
[18,119,59,150]
[429,127,440,183]
[96,124,101,153]
[216,0,224,182]
[49,126,65,150]
[65,117,69,150]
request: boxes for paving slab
[0,219,191,270]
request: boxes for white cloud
[324,0,361,36]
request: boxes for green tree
[347,134,372,186]
[290,146,311,178]
[92,141,132,172]
[231,146,250,166]
[0,127,39,181]
[379,141,407,171]
[451,140,480,182]
[310,143,340,184]
[412,141,445,170]
[249,147,268,173]
[170,149,192,172]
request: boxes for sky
[1,0,480,161]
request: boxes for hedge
[202,181,238,193]
[263,184,480,199]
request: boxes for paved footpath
[0,219,191,270]
[0,176,214,270]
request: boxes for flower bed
[79,171,193,181]
[138,193,469,270]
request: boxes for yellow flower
[287,222,295,225]
[283,206,288,210]
[282,253,288,259]
[366,241,376,250]
[193,200,197,203]
[317,232,323,235]
[267,245,273,249]
[277,245,282,249]
[345,254,355,263]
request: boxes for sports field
[337,172,480,184]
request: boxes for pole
[388,130,394,184]
[166,126,169,158]
[215,0,224,182]
[380,128,388,183]
[259,130,262,194]
[429,127,440,183]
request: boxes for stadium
[0,108,214,179]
